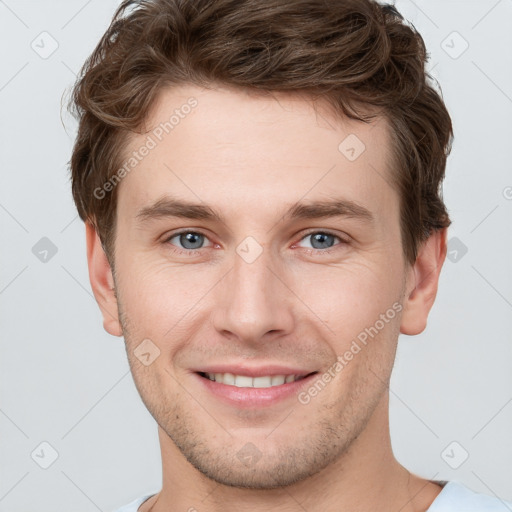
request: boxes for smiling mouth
[197,371,318,388]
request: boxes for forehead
[117,84,396,223]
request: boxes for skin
[86,84,447,512]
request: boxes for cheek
[287,263,404,387]
[116,255,217,342]
[290,256,404,331]
[115,233,406,349]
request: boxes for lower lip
[194,372,318,408]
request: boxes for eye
[295,231,347,253]
[162,229,348,257]
[164,230,213,253]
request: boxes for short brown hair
[69,0,452,266]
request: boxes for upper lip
[193,364,318,378]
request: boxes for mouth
[197,371,316,388]
[193,368,319,407]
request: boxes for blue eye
[301,232,338,250]
[293,231,348,258]
[163,229,347,258]
[166,231,212,251]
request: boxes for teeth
[271,375,286,386]
[204,372,302,388]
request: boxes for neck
[143,394,443,512]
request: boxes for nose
[212,244,295,345]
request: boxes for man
[68,0,511,510]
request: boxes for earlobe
[400,228,448,336]
[85,222,123,337]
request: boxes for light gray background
[1,0,511,510]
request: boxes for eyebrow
[135,196,374,225]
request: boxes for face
[102,84,415,488]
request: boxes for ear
[400,228,448,335]
[85,222,123,337]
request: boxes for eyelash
[162,229,349,257]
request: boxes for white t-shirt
[112,480,512,511]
